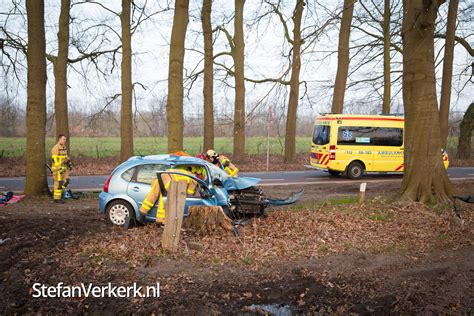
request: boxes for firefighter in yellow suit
[51,134,71,202]
[205,149,239,177]
[138,168,197,224]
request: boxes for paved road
[1,167,473,192]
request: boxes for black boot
[136,213,147,225]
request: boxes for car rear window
[120,167,136,182]
[312,125,331,145]
[135,164,167,184]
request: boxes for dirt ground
[0,182,473,314]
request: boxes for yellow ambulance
[309,114,449,179]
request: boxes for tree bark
[456,103,473,159]
[400,0,452,203]
[25,0,49,196]
[331,0,355,114]
[233,0,246,161]
[284,0,304,163]
[120,0,134,162]
[202,0,214,150]
[54,0,70,146]
[167,0,189,153]
[382,0,391,114]
[182,206,233,236]
[439,0,459,149]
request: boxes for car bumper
[99,191,113,214]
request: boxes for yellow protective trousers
[139,170,197,223]
[52,155,69,200]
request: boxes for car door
[173,164,218,216]
[127,163,168,221]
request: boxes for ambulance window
[337,126,374,145]
[373,128,403,146]
[313,125,330,145]
[135,164,168,184]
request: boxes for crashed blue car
[99,155,302,226]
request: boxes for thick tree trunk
[400,0,452,203]
[233,0,246,161]
[456,103,473,159]
[120,0,134,162]
[25,0,49,196]
[439,0,459,149]
[382,0,391,114]
[331,0,354,114]
[202,0,214,150]
[284,0,304,163]
[167,0,189,153]
[54,0,70,145]
[182,206,233,236]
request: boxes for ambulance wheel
[106,200,135,227]
[346,161,364,179]
[328,170,341,176]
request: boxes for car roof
[127,154,205,164]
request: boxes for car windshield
[205,161,229,182]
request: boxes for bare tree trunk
[120,0,134,161]
[457,103,473,159]
[400,0,452,203]
[439,0,459,149]
[202,0,214,150]
[284,0,304,163]
[167,0,189,152]
[382,0,391,114]
[233,0,246,161]
[25,0,49,196]
[331,0,354,114]
[54,0,70,145]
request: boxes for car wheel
[328,169,341,176]
[346,161,364,179]
[106,200,134,226]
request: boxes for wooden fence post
[161,180,187,253]
[359,182,367,204]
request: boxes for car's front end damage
[221,176,304,219]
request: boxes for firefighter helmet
[206,149,218,159]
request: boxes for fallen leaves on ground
[59,199,474,271]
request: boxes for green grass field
[0,137,313,157]
[0,136,463,158]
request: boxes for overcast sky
[1,0,472,119]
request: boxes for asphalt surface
[1,167,473,193]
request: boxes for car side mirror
[213,178,222,187]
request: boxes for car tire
[106,200,135,227]
[328,169,341,176]
[346,161,364,179]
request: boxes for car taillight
[103,174,113,193]
[329,145,336,160]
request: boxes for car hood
[222,177,261,191]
